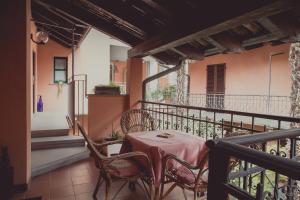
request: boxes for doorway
[206,63,226,109]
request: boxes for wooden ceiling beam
[153,52,182,65]
[32,12,81,40]
[242,33,280,47]
[270,14,300,42]
[33,1,83,28]
[210,32,243,53]
[32,2,75,30]
[139,0,172,18]
[81,0,151,35]
[204,37,227,52]
[128,0,293,58]
[37,23,80,45]
[34,0,141,46]
[174,44,204,60]
[257,17,287,39]
[48,32,73,48]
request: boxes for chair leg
[182,188,188,200]
[194,191,198,200]
[149,182,155,200]
[93,175,103,198]
[105,180,111,200]
[159,181,165,200]
[160,183,176,200]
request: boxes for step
[31,129,69,138]
[31,147,90,177]
[31,112,69,131]
[31,136,85,150]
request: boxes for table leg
[154,187,160,200]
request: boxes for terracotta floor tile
[50,177,73,189]
[51,195,76,200]
[33,173,51,184]
[26,159,206,200]
[75,192,96,200]
[50,186,74,199]
[73,183,95,195]
[71,175,96,185]
[70,168,91,178]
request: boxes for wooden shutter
[216,64,225,94]
[206,65,215,94]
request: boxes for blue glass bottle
[37,95,43,112]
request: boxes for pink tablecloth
[120,130,208,187]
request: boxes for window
[206,64,226,109]
[54,57,68,83]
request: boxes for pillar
[0,0,31,188]
[127,58,144,108]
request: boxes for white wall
[74,29,129,114]
[75,29,129,94]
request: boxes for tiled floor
[14,158,198,200]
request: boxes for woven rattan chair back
[121,109,155,134]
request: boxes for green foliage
[111,130,122,140]
[150,90,162,100]
[162,85,176,99]
[95,82,120,88]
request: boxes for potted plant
[104,129,123,142]
[94,82,121,95]
[162,85,176,103]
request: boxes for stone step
[31,136,85,150]
[31,129,69,138]
[31,147,90,177]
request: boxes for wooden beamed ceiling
[32,0,300,65]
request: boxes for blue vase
[37,96,43,112]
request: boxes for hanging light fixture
[31,30,49,45]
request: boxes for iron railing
[68,74,88,134]
[187,93,291,116]
[140,100,300,140]
[206,128,300,200]
[140,100,300,199]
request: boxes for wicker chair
[159,152,209,200]
[77,123,154,200]
[159,150,239,200]
[121,109,156,134]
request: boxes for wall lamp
[31,31,49,45]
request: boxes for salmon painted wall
[37,39,72,114]
[31,21,38,115]
[189,43,291,96]
[88,95,129,140]
[112,60,127,83]
[0,0,31,184]
[88,58,143,139]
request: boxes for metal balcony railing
[187,93,291,116]
[207,129,300,200]
[139,100,300,199]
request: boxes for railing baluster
[186,108,189,133]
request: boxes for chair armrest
[104,151,154,177]
[106,151,151,165]
[163,154,198,170]
[91,139,124,149]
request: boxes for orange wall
[0,0,31,185]
[88,95,129,140]
[127,58,144,107]
[189,43,291,96]
[112,60,127,83]
[37,39,72,113]
[88,58,144,140]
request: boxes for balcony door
[206,64,226,109]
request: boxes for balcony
[187,94,291,117]
[140,100,300,199]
